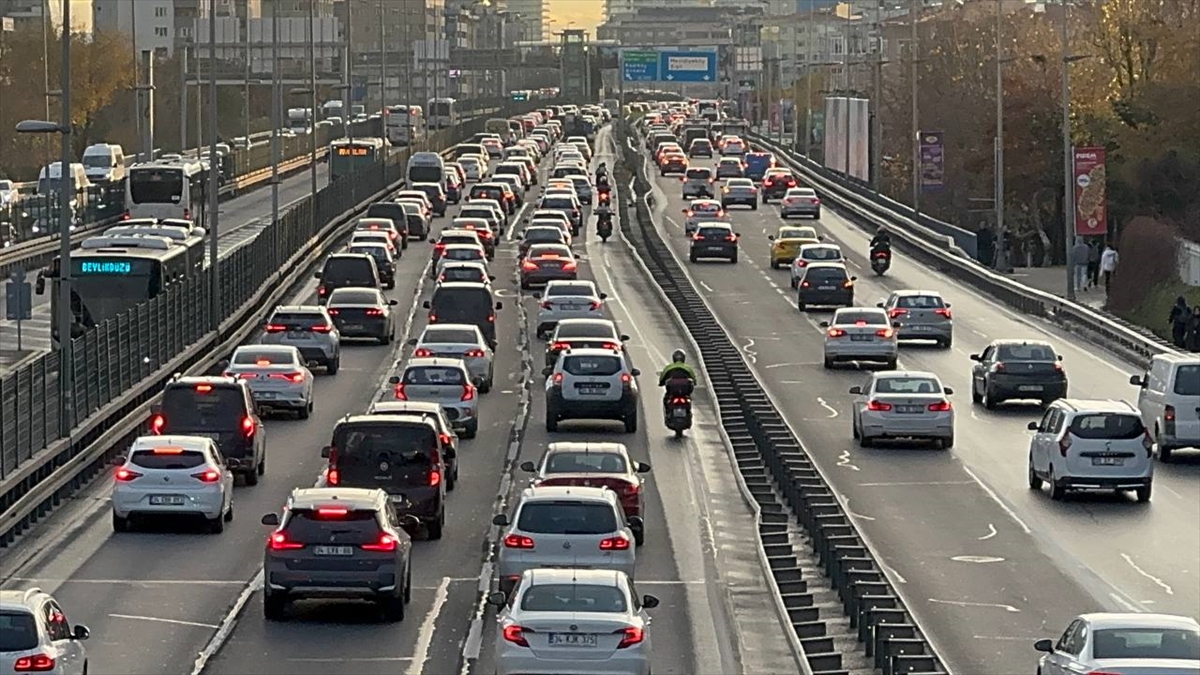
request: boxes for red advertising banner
[1073,147,1108,236]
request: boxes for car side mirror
[114,454,127,465]
[473,376,486,388]
[388,299,398,306]
[399,514,421,535]
[636,461,651,473]
[620,334,630,341]
[969,354,981,362]
[642,595,660,609]
[630,368,641,377]
[944,302,952,308]
[320,445,331,458]
[849,275,858,281]
[487,591,508,607]
[492,513,509,527]
[1057,354,1063,361]
[72,624,90,641]
[599,292,608,300]
[818,321,830,328]
[767,235,775,241]
[848,386,862,395]
[489,275,496,281]
[313,271,322,279]
[495,301,504,310]
[218,359,230,369]
[388,375,400,384]
[1129,374,1145,387]
[876,302,884,308]
[261,513,280,526]
[627,515,644,530]
[519,460,539,473]
[818,235,825,241]
[943,387,954,395]
[542,366,554,377]
[423,300,431,309]
[892,321,901,328]
[532,291,541,299]
[430,238,437,244]
[1027,421,1039,431]
[407,338,418,346]
[1034,639,1053,653]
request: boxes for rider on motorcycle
[595,162,609,184]
[658,350,697,406]
[869,227,892,256]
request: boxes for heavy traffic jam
[2,96,1197,675]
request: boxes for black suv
[151,375,267,483]
[322,414,449,539]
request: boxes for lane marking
[816,397,838,418]
[960,465,1032,534]
[857,480,975,487]
[1120,553,1174,596]
[109,613,219,629]
[5,578,248,585]
[190,569,263,675]
[764,362,819,369]
[951,555,1005,564]
[972,635,1039,641]
[978,523,998,541]
[699,280,715,293]
[879,561,908,584]
[406,576,452,675]
[927,598,1020,613]
[1108,592,1145,613]
[290,657,414,663]
[741,337,758,365]
[836,450,861,472]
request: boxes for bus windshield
[408,165,442,184]
[130,169,184,204]
[431,101,452,117]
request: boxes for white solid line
[191,569,263,675]
[879,561,907,584]
[6,578,247,585]
[407,576,452,675]
[699,280,714,293]
[1108,592,1145,613]
[290,657,413,663]
[960,465,1032,534]
[108,613,219,629]
[1120,553,1174,596]
[857,480,975,487]
[978,523,998,541]
[928,598,1020,613]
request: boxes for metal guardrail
[618,122,949,675]
[0,98,557,546]
[747,132,1181,370]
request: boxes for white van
[406,151,445,188]
[81,143,127,183]
[1130,353,1200,461]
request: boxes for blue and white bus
[125,160,208,226]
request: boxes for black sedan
[970,340,1067,408]
[325,287,398,344]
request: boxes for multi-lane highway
[639,138,1200,673]
[0,132,802,675]
[0,163,331,373]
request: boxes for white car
[849,371,955,449]
[535,280,607,337]
[111,435,235,533]
[409,323,495,391]
[438,261,494,286]
[682,199,728,234]
[0,179,15,207]
[489,568,656,675]
[222,345,315,418]
[1129,353,1200,461]
[392,357,482,438]
[0,588,90,675]
[820,307,899,370]
[434,243,489,280]
[789,243,845,288]
[1035,613,1199,675]
[1027,399,1154,502]
[349,231,396,255]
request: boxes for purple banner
[919,131,945,192]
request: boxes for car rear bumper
[496,651,650,675]
[549,392,637,420]
[860,413,953,439]
[798,290,854,306]
[781,206,820,217]
[897,324,953,341]
[522,269,578,286]
[721,197,756,206]
[690,244,737,259]
[246,387,309,409]
[335,319,390,338]
[112,489,224,519]
[989,378,1067,400]
[440,404,478,428]
[1058,475,1152,490]
[265,569,398,596]
[824,341,897,361]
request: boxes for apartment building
[93,0,174,56]
[501,0,544,43]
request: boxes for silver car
[849,371,955,448]
[535,280,607,338]
[493,486,639,594]
[1036,613,1199,675]
[779,187,821,218]
[820,307,899,369]
[880,290,954,348]
[789,243,845,288]
[408,323,495,392]
[391,357,482,438]
[223,345,315,417]
[434,243,489,280]
[488,569,657,675]
[260,305,342,374]
[719,178,758,210]
[438,261,494,287]
[681,199,728,234]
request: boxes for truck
[287,107,313,134]
[322,100,344,120]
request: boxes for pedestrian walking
[1169,296,1190,348]
[1187,307,1200,353]
[1071,237,1090,291]
[1099,242,1119,295]
[1087,240,1101,287]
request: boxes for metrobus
[385,105,423,146]
[428,97,457,129]
[329,138,385,182]
[125,160,208,227]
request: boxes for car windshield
[525,228,563,242]
[269,311,327,329]
[161,386,244,429]
[516,501,618,534]
[542,198,574,209]
[441,266,486,282]
[997,344,1056,361]
[423,327,479,344]
[727,180,752,188]
[441,235,479,246]
[836,311,886,325]
[546,451,628,474]
[780,229,816,239]
[233,349,296,365]
[803,247,841,260]
[404,366,465,385]
[348,245,388,259]
[693,203,720,212]
[686,169,711,179]
[444,248,483,261]
[1068,413,1145,440]
[896,295,946,309]
[546,283,594,297]
[563,355,622,376]
[806,267,848,281]
[130,448,208,469]
[328,289,380,305]
[0,612,40,651]
[1090,627,1200,659]
[557,323,615,339]
[1174,365,1200,395]
[459,210,495,222]
[284,509,380,545]
[875,377,942,394]
[520,584,628,613]
[699,227,731,238]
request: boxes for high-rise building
[1,0,93,33]
[603,0,713,24]
[93,0,173,56]
[500,0,544,42]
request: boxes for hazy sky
[546,0,605,33]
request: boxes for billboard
[823,97,870,181]
[919,132,945,192]
[1073,147,1108,236]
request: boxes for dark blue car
[743,152,776,182]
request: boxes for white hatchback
[409,323,495,392]
[1027,399,1154,502]
[111,435,234,533]
[789,243,845,288]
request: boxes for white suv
[544,348,641,433]
[0,588,89,674]
[1027,399,1154,502]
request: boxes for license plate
[149,495,185,505]
[286,331,308,339]
[343,324,363,331]
[705,246,724,252]
[673,408,687,418]
[1092,457,1125,466]
[578,385,606,395]
[1018,385,1044,392]
[850,335,873,342]
[819,286,836,291]
[313,546,354,556]
[548,633,598,647]
[896,405,924,414]
[255,391,276,398]
[909,325,932,332]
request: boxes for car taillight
[551,373,563,386]
[801,281,810,288]
[551,341,571,352]
[725,234,737,242]
[1059,436,1072,457]
[191,469,222,483]
[121,211,131,220]
[115,467,143,481]
[521,260,538,270]
[317,285,327,296]
[599,535,630,550]
[1164,404,1176,422]
[927,401,952,412]
[150,413,165,434]
[461,384,476,401]
[241,415,255,437]
[764,179,774,186]
[692,233,703,241]
[365,309,384,316]
[827,328,846,338]
[992,362,1007,372]
[540,300,553,310]
[13,654,56,672]
[843,280,855,288]
[876,328,894,338]
[888,308,908,319]
[563,261,578,271]
[311,324,332,333]
[616,626,644,649]
[934,308,952,318]
[327,309,340,316]
[413,347,432,357]
[866,400,892,412]
[502,624,529,646]
[264,323,287,333]
[428,313,438,323]
[326,468,340,485]
[1084,671,1124,675]
[394,383,407,400]
[623,482,642,496]
[268,532,304,550]
[465,349,486,357]
[362,533,399,552]
[504,534,535,549]
[620,373,632,387]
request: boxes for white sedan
[535,280,607,338]
[112,435,234,533]
[408,323,495,392]
[490,568,656,675]
[223,344,315,418]
[849,371,955,449]
[1036,613,1199,675]
[820,307,899,369]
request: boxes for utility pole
[58,0,74,435]
[131,0,142,159]
[207,0,220,330]
[871,0,883,191]
[309,0,318,200]
[41,0,51,165]
[1060,0,1076,301]
[994,0,1009,271]
[910,0,920,215]
[271,0,281,228]
[379,0,387,182]
[180,45,188,150]
[344,0,353,144]
[804,0,813,157]
[843,4,851,179]
[244,8,251,141]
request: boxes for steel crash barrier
[0,98,560,545]
[746,132,1181,370]
[617,122,949,675]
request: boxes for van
[406,152,445,188]
[314,253,380,305]
[485,118,511,143]
[322,414,448,539]
[37,162,91,199]
[423,282,502,348]
[1130,353,1200,461]
[82,144,127,183]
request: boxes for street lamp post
[270,0,281,229]
[804,1,814,157]
[910,0,920,215]
[1059,0,1076,301]
[308,0,318,204]
[208,0,220,330]
[994,0,1010,272]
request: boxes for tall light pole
[843,4,851,179]
[270,0,281,227]
[308,0,318,200]
[994,0,1009,271]
[804,0,814,157]
[1059,0,1076,301]
[871,0,883,191]
[130,0,142,159]
[207,0,220,330]
[910,0,920,214]
[344,0,353,142]
[243,8,251,141]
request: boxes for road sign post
[6,268,32,352]
[621,50,660,82]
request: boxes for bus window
[129,169,183,204]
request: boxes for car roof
[799,243,838,250]
[434,281,491,292]
[873,370,939,381]
[167,374,241,386]
[440,229,482,238]
[1151,353,1200,366]
[803,262,849,271]
[273,305,326,313]
[892,289,943,297]
[546,441,628,456]
[405,356,472,370]
[1079,613,1200,631]
[339,412,436,429]
[442,243,484,251]
[525,568,626,587]
[992,339,1054,348]
[288,487,384,511]
[326,252,373,261]
[1054,399,1138,414]
[131,435,214,451]
[690,199,721,206]
[697,221,733,229]
[233,344,298,355]
[546,279,595,289]
[520,485,617,503]
[0,588,50,612]
[834,307,887,316]
[561,347,624,359]
[557,318,616,329]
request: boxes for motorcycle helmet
[671,349,686,363]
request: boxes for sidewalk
[1007,266,1108,309]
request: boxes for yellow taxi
[767,225,822,268]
